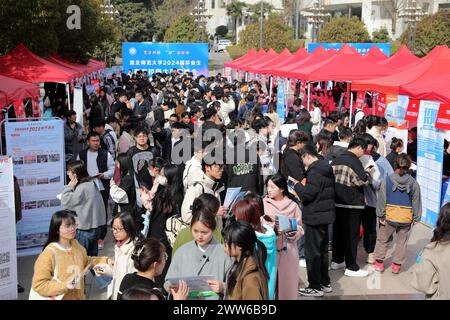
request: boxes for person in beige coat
[411,203,450,299]
[94,212,138,300]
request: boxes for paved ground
[16,222,432,300]
[208,51,231,77]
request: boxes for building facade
[200,0,450,42]
[300,0,450,40]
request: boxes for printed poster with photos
[0,156,18,300]
[5,119,65,256]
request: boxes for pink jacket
[262,196,303,246]
[140,179,159,212]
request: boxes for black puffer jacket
[283,147,306,181]
[294,159,335,225]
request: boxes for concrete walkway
[16,222,431,300]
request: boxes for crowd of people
[30,69,450,300]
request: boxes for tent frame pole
[307,82,311,111]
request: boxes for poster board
[416,101,445,226]
[0,156,18,300]
[5,120,66,256]
[276,78,286,124]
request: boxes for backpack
[243,107,252,124]
[165,182,205,247]
[145,110,155,128]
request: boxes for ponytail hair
[131,238,165,272]
[222,221,269,299]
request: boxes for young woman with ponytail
[118,238,188,300]
[222,220,269,300]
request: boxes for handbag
[29,245,65,300]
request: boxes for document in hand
[276,215,298,233]
[223,187,242,208]
[166,276,217,292]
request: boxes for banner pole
[307,82,311,111]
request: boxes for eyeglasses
[112,226,125,233]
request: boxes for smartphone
[287,180,296,190]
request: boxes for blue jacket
[256,225,277,300]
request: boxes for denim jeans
[76,227,102,257]
[298,228,305,259]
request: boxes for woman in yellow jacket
[31,210,111,300]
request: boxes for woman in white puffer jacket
[95,212,139,300]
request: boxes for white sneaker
[299,259,307,268]
[344,268,369,277]
[330,261,346,270]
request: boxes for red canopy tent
[399,46,450,103]
[87,59,106,73]
[377,45,419,69]
[353,45,450,94]
[47,54,91,76]
[0,44,79,83]
[0,75,39,108]
[234,48,278,71]
[292,44,392,81]
[246,48,291,73]
[261,48,309,75]
[224,48,257,68]
[273,46,336,78]
[363,46,389,63]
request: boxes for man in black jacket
[294,145,335,297]
[330,137,371,277]
[134,90,152,119]
[224,129,264,195]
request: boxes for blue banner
[122,42,209,76]
[308,43,391,56]
[416,100,445,226]
[277,78,286,123]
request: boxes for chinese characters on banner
[0,156,18,300]
[277,78,286,123]
[122,43,209,76]
[307,43,391,55]
[435,104,450,130]
[5,120,66,256]
[416,100,445,226]
[355,91,366,109]
[375,93,387,116]
[404,99,420,122]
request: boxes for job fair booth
[225,43,450,228]
[0,44,105,299]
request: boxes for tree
[380,0,407,36]
[0,0,118,63]
[226,1,247,42]
[115,1,154,42]
[153,0,194,40]
[238,15,293,52]
[216,26,229,38]
[400,11,450,57]
[372,27,392,43]
[164,14,207,43]
[247,1,274,21]
[318,17,370,43]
